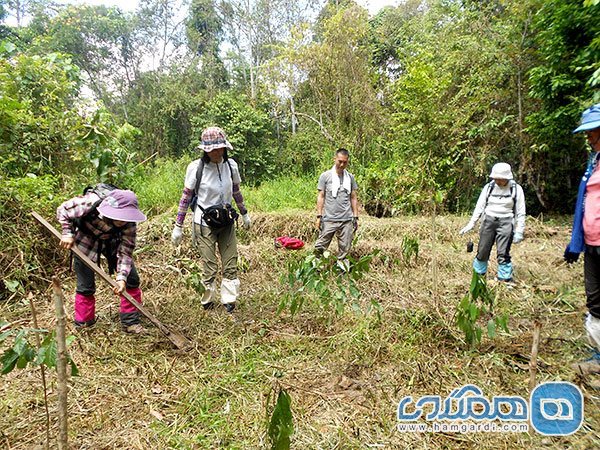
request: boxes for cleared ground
[1,212,599,449]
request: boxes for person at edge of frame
[565,103,600,378]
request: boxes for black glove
[564,249,579,264]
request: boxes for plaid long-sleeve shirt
[56,193,136,281]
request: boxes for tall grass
[243,175,315,212]
[129,157,187,215]
[132,157,316,215]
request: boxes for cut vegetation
[1,212,598,448]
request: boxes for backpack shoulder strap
[194,159,205,195]
[484,181,495,209]
[510,180,517,216]
[226,159,234,183]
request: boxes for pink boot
[74,293,96,327]
[120,288,144,333]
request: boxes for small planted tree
[267,388,293,450]
[456,271,509,348]
[1,285,78,449]
[0,323,78,376]
[279,250,381,317]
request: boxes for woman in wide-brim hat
[57,188,148,334]
[171,126,251,313]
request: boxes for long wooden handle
[32,211,191,350]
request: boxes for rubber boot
[120,287,145,333]
[74,293,97,327]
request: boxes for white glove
[242,213,251,230]
[460,222,475,235]
[171,225,183,246]
[513,232,524,244]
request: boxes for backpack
[73,183,122,273]
[73,183,119,228]
[484,180,518,217]
[189,159,239,228]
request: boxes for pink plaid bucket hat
[197,126,233,152]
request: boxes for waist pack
[200,204,239,228]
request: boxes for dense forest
[1,0,598,205]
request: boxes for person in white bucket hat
[565,103,600,377]
[459,162,526,282]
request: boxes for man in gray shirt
[315,148,359,270]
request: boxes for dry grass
[1,212,599,449]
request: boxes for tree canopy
[0,0,598,211]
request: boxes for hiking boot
[74,316,97,329]
[123,323,147,334]
[572,351,600,376]
[224,303,235,313]
[202,302,215,311]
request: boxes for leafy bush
[129,157,188,215]
[0,46,88,178]
[278,131,329,176]
[0,174,62,298]
[243,175,315,212]
[83,113,143,187]
[191,91,277,184]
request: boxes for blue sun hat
[573,103,600,133]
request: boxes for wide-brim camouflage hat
[197,126,233,152]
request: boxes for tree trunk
[290,96,297,134]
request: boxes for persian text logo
[530,382,583,436]
[397,382,583,436]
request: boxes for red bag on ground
[275,236,305,250]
